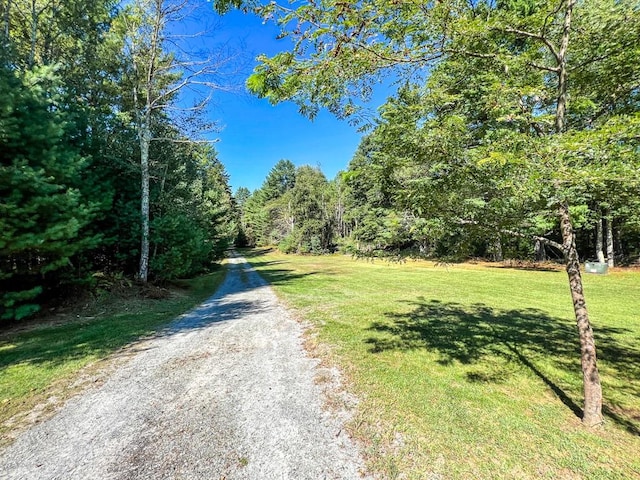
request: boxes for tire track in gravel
[0,254,368,479]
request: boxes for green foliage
[0,0,239,319]
[149,143,237,280]
[238,163,338,254]
[222,0,640,263]
[236,160,297,247]
[262,159,297,201]
[0,61,98,320]
[150,214,211,279]
[284,165,334,253]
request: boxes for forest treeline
[238,146,640,262]
[1,0,238,321]
[232,0,640,276]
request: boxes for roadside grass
[243,248,640,480]
[0,267,227,444]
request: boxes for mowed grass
[243,248,640,479]
[0,268,227,444]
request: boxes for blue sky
[190,7,393,192]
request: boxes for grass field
[0,268,227,445]
[244,248,640,479]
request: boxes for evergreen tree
[0,62,97,320]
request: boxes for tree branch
[458,219,565,253]
[502,27,560,62]
[528,61,559,73]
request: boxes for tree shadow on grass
[244,260,322,288]
[366,298,640,434]
[0,311,169,374]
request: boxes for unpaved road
[0,254,367,479]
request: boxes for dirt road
[0,254,367,479]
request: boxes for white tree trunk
[28,0,37,67]
[606,212,614,267]
[596,217,605,263]
[3,0,11,38]
[138,124,151,283]
[492,235,503,262]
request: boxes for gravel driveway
[0,254,367,479]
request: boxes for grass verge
[243,248,640,480]
[0,267,226,445]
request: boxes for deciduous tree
[216,0,640,426]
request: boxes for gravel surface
[0,254,368,479]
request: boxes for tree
[279,165,333,253]
[0,62,97,319]
[240,189,270,246]
[150,141,236,278]
[0,0,241,321]
[234,187,251,211]
[234,186,251,246]
[235,159,298,247]
[237,163,337,253]
[116,0,235,282]
[262,159,297,201]
[216,0,640,426]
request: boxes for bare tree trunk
[288,199,294,234]
[134,0,162,283]
[605,211,614,267]
[122,0,235,279]
[138,124,151,283]
[534,239,547,262]
[596,216,605,263]
[559,203,603,426]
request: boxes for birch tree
[117,0,235,282]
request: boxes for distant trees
[239,161,337,253]
[1,0,238,321]
[280,165,334,253]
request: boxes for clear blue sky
[191,8,393,193]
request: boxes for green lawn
[243,248,640,480]
[0,268,227,444]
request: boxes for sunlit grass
[244,248,640,479]
[0,268,227,443]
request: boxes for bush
[278,234,298,254]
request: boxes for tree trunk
[28,0,37,67]
[596,216,605,263]
[605,211,614,267]
[288,199,295,234]
[534,239,547,262]
[559,203,603,426]
[138,124,151,283]
[3,0,10,39]
[491,234,503,262]
[553,0,602,426]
